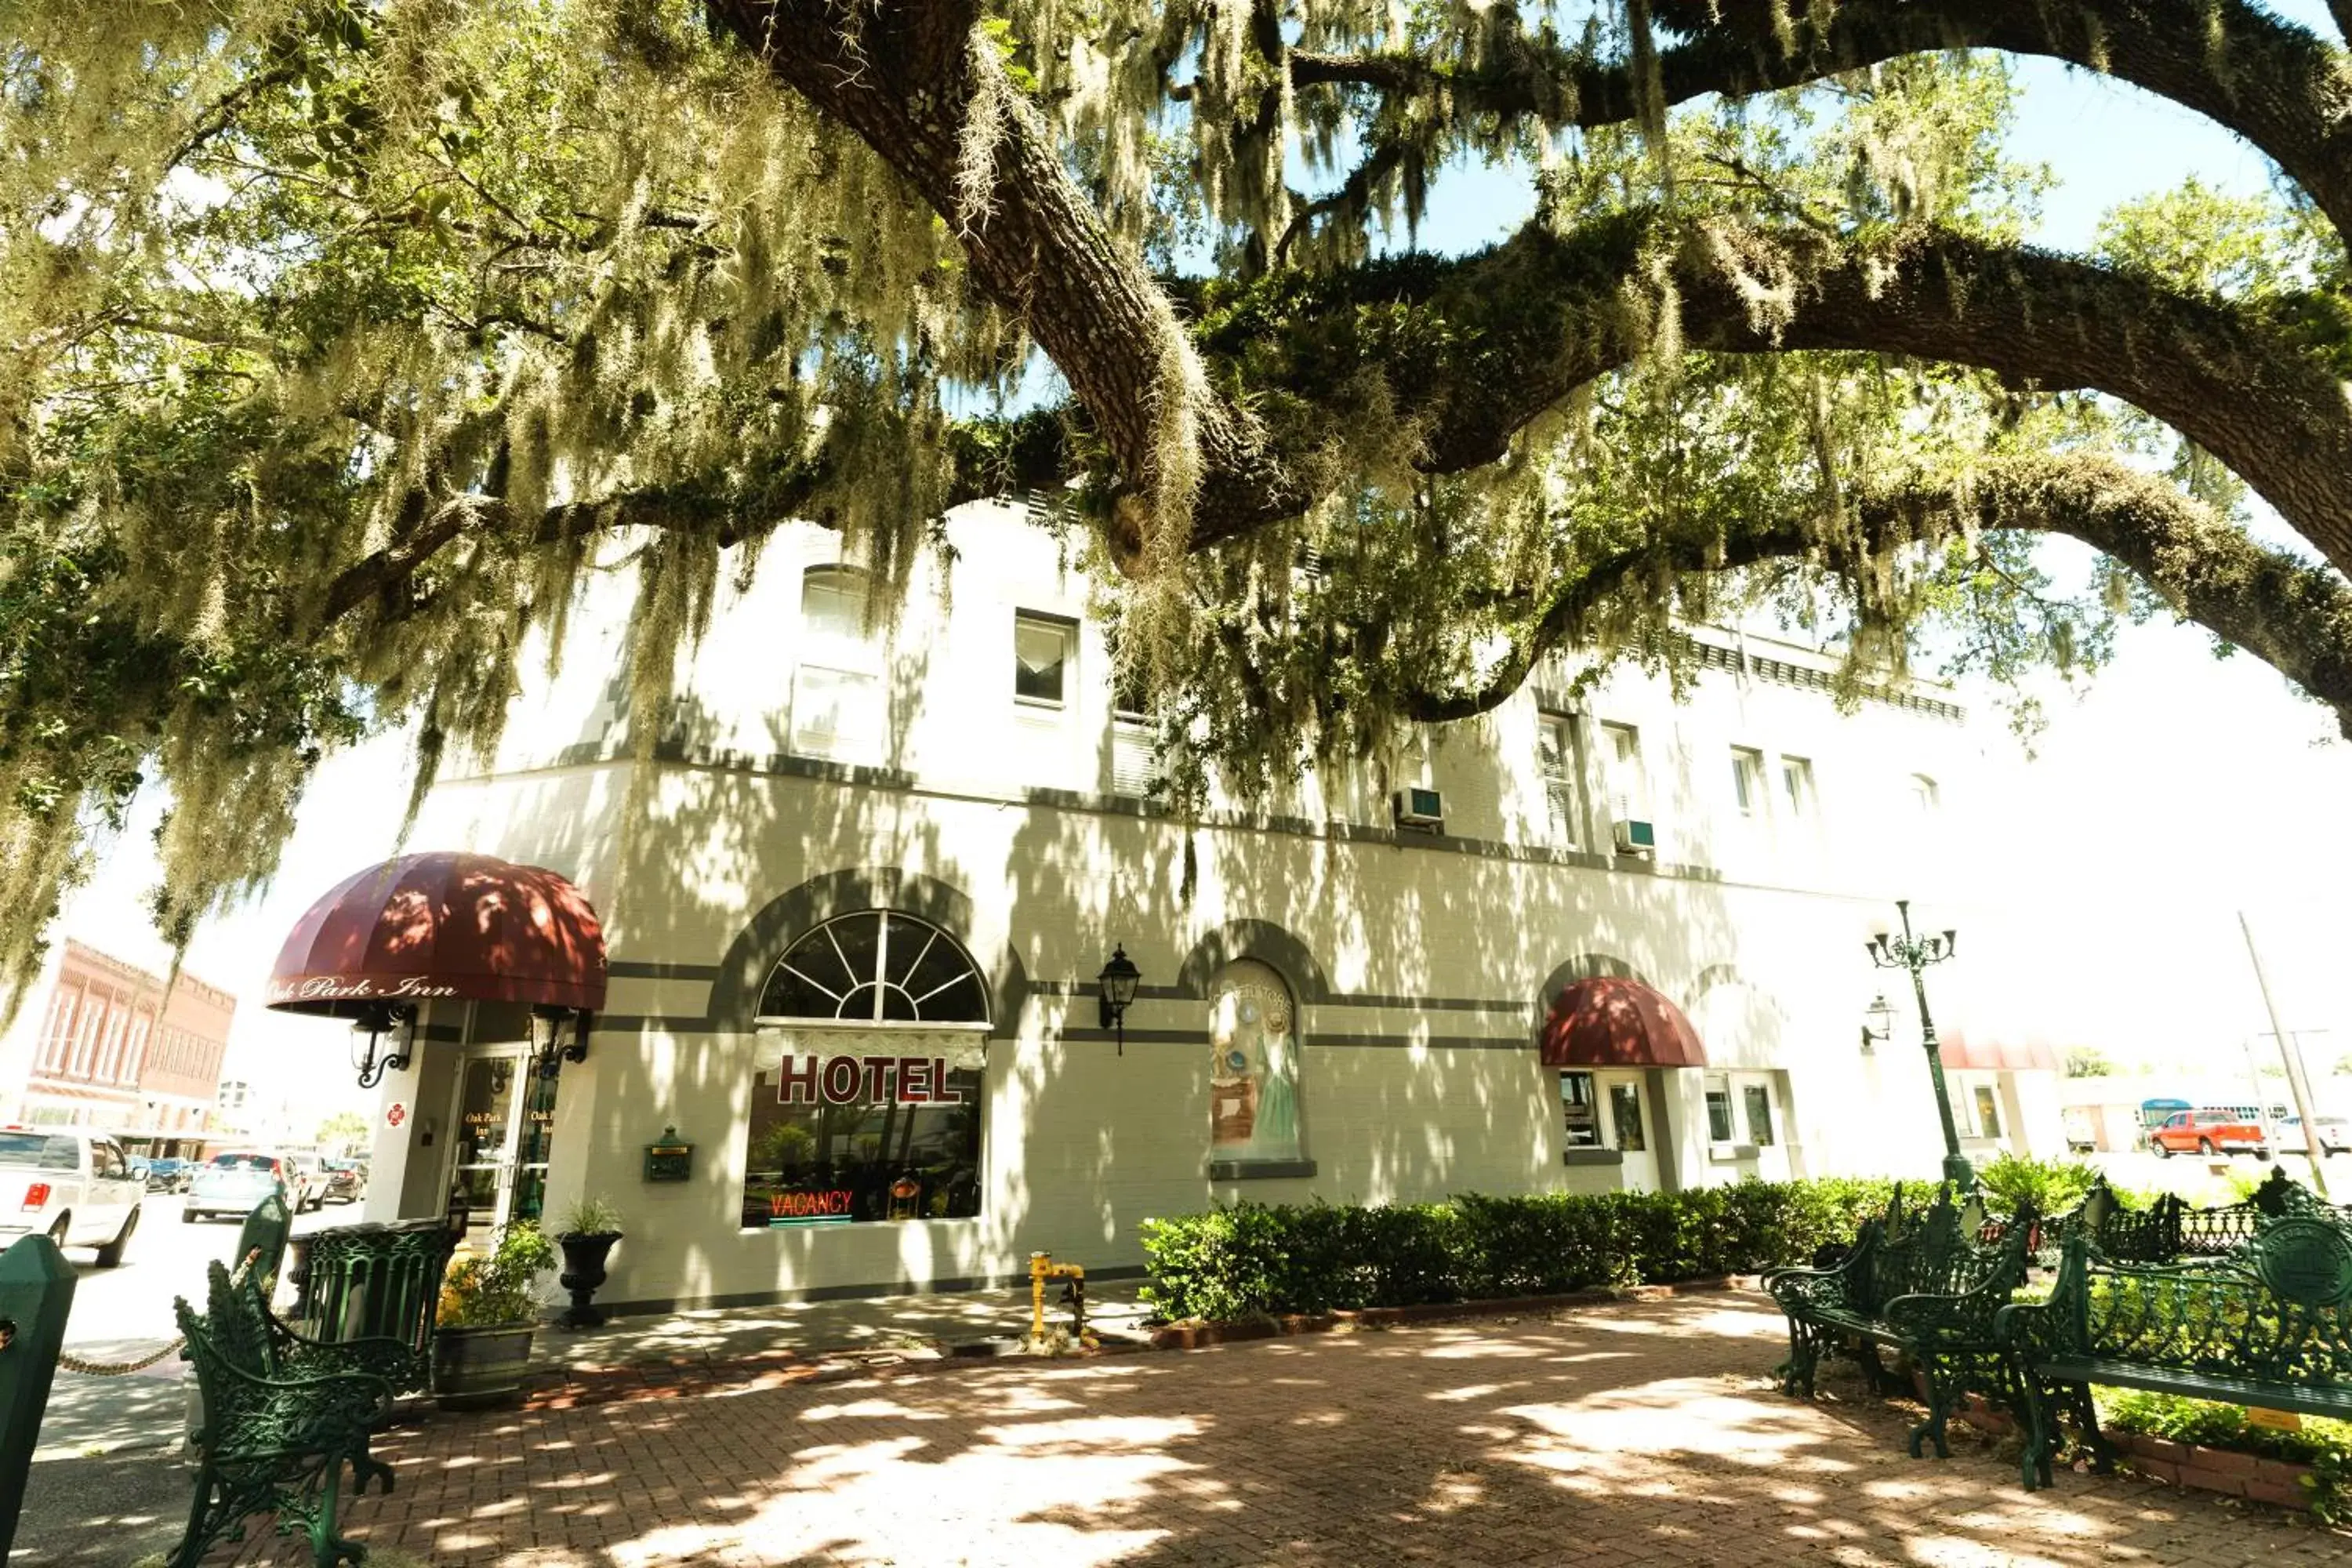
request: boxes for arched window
[756,911,989,1026]
[1207,959,1304,1163]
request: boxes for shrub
[1975,1152,2101,1216]
[1138,1177,1898,1323]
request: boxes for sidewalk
[162,1295,2352,1566]
[530,1275,1158,1375]
[14,1276,1154,1565]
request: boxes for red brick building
[0,941,235,1149]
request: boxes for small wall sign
[644,1127,693,1183]
[386,1102,407,1129]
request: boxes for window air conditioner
[1393,787,1445,831]
[1613,818,1657,855]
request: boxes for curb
[1145,1276,1760,1350]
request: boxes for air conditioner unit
[1613,818,1657,855]
[1393,787,1444,831]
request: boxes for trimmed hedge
[1139,1178,1899,1323]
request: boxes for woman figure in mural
[1210,963,1301,1162]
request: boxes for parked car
[184,1150,308,1222]
[2147,1107,2269,1157]
[143,1156,191,1192]
[320,1157,367,1204]
[0,1127,144,1265]
[2275,1116,2351,1157]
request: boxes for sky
[46,5,2352,1123]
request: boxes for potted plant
[431,1219,557,1409]
[554,1195,625,1329]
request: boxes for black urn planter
[556,1231,622,1328]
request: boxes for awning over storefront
[1539,978,1708,1069]
[266,851,608,1018]
[1935,1029,2061,1073]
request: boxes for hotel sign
[775,1055,967,1107]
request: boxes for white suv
[0,1127,145,1266]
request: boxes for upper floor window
[1910,774,1940,814]
[1537,713,1580,844]
[1602,722,1646,818]
[792,568,884,764]
[1730,747,1765,817]
[1780,757,1815,819]
[1014,613,1076,709]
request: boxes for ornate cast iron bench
[1767,1192,2038,1459]
[2085,1167,2340,1263]
[1996,1218,2352,1492]
[172,1260,397,1568]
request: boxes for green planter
[430,1323,536,1410]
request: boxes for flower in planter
[437,1221,558,1328]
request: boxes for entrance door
[1600,1073,1659,1192]
[446,1049,560,1242]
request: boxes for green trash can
[288,1218,461,1394]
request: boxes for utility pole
[2238,910,2330,1199]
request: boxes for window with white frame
[1014,613,1076,709]
[1742,1080,1777,1146]
[1961,1077,2005,1139]
[790,568,884,764]
[1609,1082,1646,1151]
[1911,773,1940,814]
[1602,722,1646,819]
[1730,747,1765,817]
[1560,1070,1602,1148]
[1780,756,1815,820]
[1537,713,1581,843]
[1704,1073,1736,1143]
[1109,650,1153,795]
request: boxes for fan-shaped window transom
[757,911,989,1026]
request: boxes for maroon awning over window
[267,851,607,1018]
[1540,978,1708,1069]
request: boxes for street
[53,1189,350,1348]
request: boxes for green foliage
[2063,1047,2115,1078]
[312,1111,368,1152]
[554,1195,622,1237]
[1974,1152,2100,1216]
[434,1220,557,1328]
[2100,1389,2352,1522]
[1138,1177,1897,1322]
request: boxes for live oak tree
[3,1,2350,990]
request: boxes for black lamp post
[1097,945,1142,1054]
[1866,899,1972,1192]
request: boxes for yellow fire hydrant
[1029,1251,1095,1351]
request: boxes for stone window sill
[1563,1149,1624,1167]
[1208,1159,1317,1181]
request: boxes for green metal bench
[1767,1191,2038,1459]
[2085,1167,2339,1263]
[1996,1218,2352,1491]
[171,1259,397,1568]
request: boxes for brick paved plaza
[235,1295,2339,1567]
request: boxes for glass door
[445,1048,558,1241]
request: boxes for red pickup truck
[2147,1107,2268,1157]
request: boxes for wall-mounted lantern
[1860,994,1895,1055]
[349,1002,418,1090]
[530,1004,593,1080]
[1097,945,1142,1055]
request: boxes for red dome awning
[267,852,607,1018]
[1936,1028,2060,1073]
[1540,978,1708,1069]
